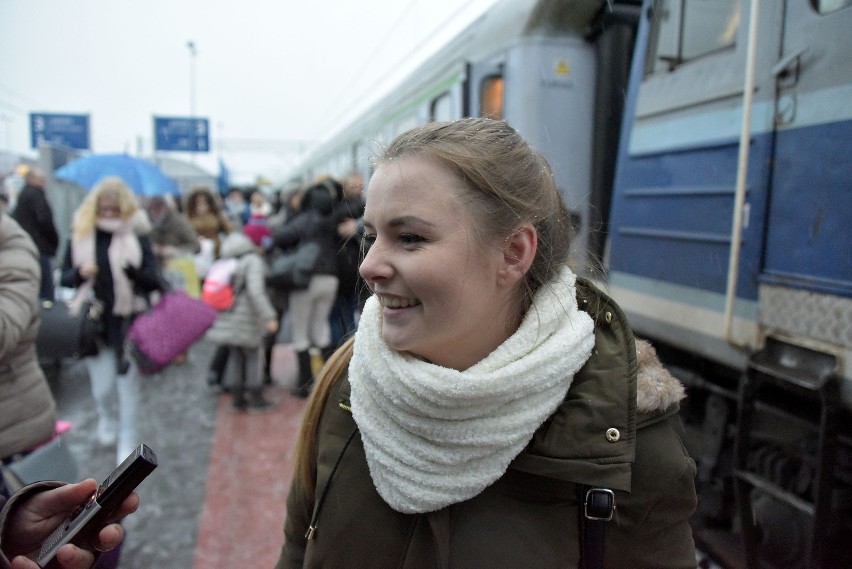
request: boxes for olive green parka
[276,281,697,569]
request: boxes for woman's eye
[400,233,425,245]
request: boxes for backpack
[201,258,238,310]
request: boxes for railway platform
[46,339,306,569]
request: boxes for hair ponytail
[292,337,355,501]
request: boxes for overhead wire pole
[188,40,197,163]
[188,41,197,118]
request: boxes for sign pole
[188,40,197,164]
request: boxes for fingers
[108,492,140,523]
[12,524,126,569]
[80,263,99,279]
[9,543,96,569]
[30,479,98,518]
[55,543,96,569]
[9,555,40,569]
[94,523,125,552]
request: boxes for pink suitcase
[127,291,218,374]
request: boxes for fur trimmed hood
[635,339,686,413]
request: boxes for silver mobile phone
[36,444,158,568]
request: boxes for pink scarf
[70,218,142,316]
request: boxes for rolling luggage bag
[127,290,217,374]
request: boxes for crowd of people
[0,163,368,567]
[1,118,698,568]
[3,165,369,458]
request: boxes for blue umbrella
[55,153,181,197]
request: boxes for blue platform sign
[154,116,209,152]
[30,113,90,150]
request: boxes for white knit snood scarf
[349,265,596,514]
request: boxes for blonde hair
[72,177,139,239]
[294,338,354,500]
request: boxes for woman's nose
[359,240,390,283]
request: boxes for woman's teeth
[380,296,421,308]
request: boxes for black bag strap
[578,486,615,569]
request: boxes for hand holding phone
[34,444,158,568]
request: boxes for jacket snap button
[606,428,620,442]
[604,311,613,324]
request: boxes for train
[286,1,852,567]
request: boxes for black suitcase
[36,300,83,360]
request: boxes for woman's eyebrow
[362,215,437,231]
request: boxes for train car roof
[288,0,629,180]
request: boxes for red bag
[201,258,238,310]
[127,291,218,374]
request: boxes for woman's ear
[499,224,537,287]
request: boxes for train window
[649,0,739,73]
[812,0,852,13]
[431,92,453,122]
[480,75,504,119]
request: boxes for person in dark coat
[270,183,340,398]
[146,196,200,261]
[328,172,366,348]
[146,196,201,297]
[275,119,697,569]
[11,168,59,301]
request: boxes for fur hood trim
[635,339,685,413]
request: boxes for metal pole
[188,41,196,118]
[724,0,760,348]
[187,40,196,163]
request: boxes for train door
[758,1,852,350]
[502,37,598,270]
[606,0,783,366]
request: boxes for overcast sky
[0,0,500,184]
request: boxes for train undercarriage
[655,341,852,569]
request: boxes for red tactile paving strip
[193,388,307,569]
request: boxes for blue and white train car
[609,0,852,403]
[607,1,852,566]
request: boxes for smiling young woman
[276,119,697,569]
[359,154,533,371]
